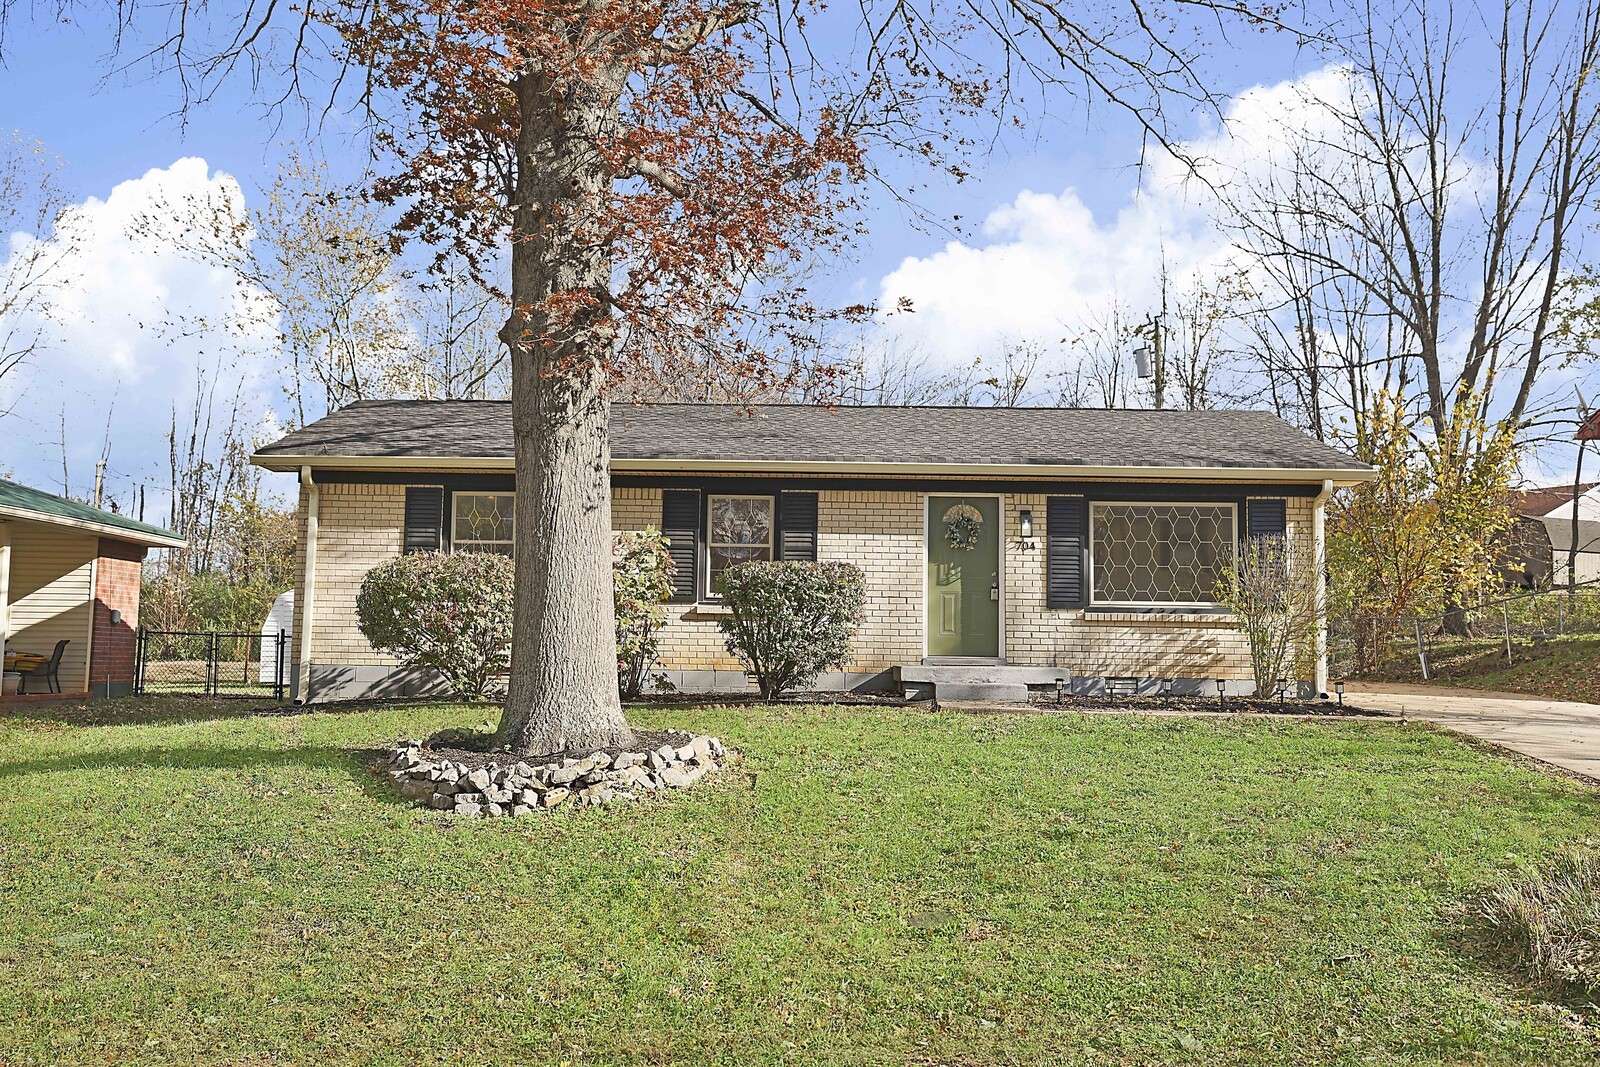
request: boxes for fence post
[209,632,220,697]
[276,630,288,701]
[1412,618,1431,680]
[133,627,144,695]
[1503,605,1513,664]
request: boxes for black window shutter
[661,489,701,603]
[1247,498,1287,541]
[403,487,444,553]
[777,491,819,562]
[1046,496,1088,608]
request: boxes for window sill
[686,603,734,618]
[1083,609,1238,624]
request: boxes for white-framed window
[1090,502,1236,608]
[452,492,514,554]
[707,494,775,594]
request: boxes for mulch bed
[626,691,918,707]
[1030,694,1389,717]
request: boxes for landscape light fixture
[1216,678,1226,704]
[1019,509,1034,539]
[1055,678,1066,703]
[1334,680,1346,706]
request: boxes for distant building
[1504,482,1600,587]
[1,478,185,697]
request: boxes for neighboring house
[1506,482,1600,587]
[251,401,1374,704]
[0,478,185,697]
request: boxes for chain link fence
[1330,581,1600,682]
[135,630,289,699]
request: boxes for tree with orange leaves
[335,0,938,752]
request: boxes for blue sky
[0,6,1589,511]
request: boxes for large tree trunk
[496,61,636,755]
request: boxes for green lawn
[2,698,1598,1065]
[1428,636,1600,704]
[1361,635,1600,704]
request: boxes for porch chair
[17,639,69,695]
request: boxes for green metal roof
[0,477,186,547]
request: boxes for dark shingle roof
[0,477,185,546]
[253,400,1371,476]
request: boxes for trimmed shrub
[614,527,676,697]
[356,551,514,699]
[717,560,865,700]
[1470,848,1600,994]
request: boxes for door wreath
[943,503,984,551]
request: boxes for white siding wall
[4,521,95,691]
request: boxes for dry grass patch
[1471,848,1600,996]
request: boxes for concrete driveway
[1346,682,1600,784]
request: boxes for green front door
[926,495,1002,659]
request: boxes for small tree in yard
[718,561,864,700]
[357,552,515,700]
[1330,391,1519,662]
[1217,535,1320,697]
[614,528,675,698]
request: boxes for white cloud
[873,65,1361,366]
[0,158,281,510]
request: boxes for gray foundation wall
[297,662,1314,704]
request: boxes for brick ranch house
[1,478,185,698]
[251,402,1374,704]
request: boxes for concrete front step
[897,664,1069,686]
[931,682,1032,703]
[894,663,1068,703]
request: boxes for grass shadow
[1436,904,1600,1016]
[0,695,456,730]
[0,741,413,808]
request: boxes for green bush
[614,527,676,697]
[1470,848,1600,994]
[717,560,865,700]
[356,551,515,699]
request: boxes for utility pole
[1133,315,1166,409]
[1151,317,1166,410]
[93,461,106,509]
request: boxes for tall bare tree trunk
[496,61,636,754]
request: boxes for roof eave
[0,504,188,549]
[252,451,1376,485]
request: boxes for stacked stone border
[382,731,728,816]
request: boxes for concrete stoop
[895,664,1068,704]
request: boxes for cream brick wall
[613,487,1316,682]
[295,479,1321,687]
[292,482,410,683]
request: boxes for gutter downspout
[1313,478,1333,697]
[83,555,98,696]
[296,466,320,704]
